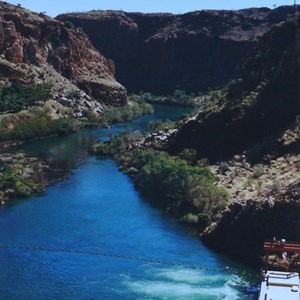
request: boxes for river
[0,105,258,299]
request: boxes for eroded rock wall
[0,2,127,107]
[57,6,296,94]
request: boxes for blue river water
[0,105,258,299]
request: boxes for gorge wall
[167,17,300,162]
[170,17,300,263]
[0,2,127,108]
[58,6,296,94]
[202,184,300,265]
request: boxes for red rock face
[0,2,127,106]
[57,6,296,94]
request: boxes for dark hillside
[57,6,297,94]
[167,17,300,161]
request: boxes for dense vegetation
[0,85,153,143]
[0,111,77,142]
[130,90,197,107]
[146,119,176,132]
[91,132,229,228]
[0,83,52,113]
[124,149,228,227]
[84,100,154,127]
[0,162,44,201]
[90,130,142,156]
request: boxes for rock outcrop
[200,142,300,264]
[0,2,127,113]
[202,189,300,265]
[57,6,296,94]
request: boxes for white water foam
[123,267,244,300]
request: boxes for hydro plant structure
[259,240,300,300]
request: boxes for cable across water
[0,243,257,277]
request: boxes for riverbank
[90,119,300,265]
[90,131,229,228]
[0,154,256,299]
[0,152,46,204]
[0,150,81,204]
[0,99,154,204]
[202,153,300,265]
[0,98,153,143]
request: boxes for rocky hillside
[0,1,127,119]
[202,136,300,264]
[163,17,300,264]
[57,6,296,94]
[107,16,299,264]
[167,17,300,162]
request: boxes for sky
[3,0,297,17]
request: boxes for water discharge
[124,268,244,299]
[0,105,258,299]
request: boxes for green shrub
[64,20,74,28]
[99,100,153,127]
[130,91,197,107]
[140,92,155,102]
[219,162,230,174]
[146,119,175,132]
[0,83,52,113]
[0,164,36,198]
[83,110,99,125]
[172,89,194,106]
[252,164,264,179]
[269,180,282,195]
[77,27,84,34]
[197,158,210,167]
[178,148,197,164]
[123,149,228,226]
[91,130,135,156]
[0,113,76,142]
[67,89,81,99]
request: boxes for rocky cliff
[113,15,299,264]
[167,17,300,162]
[169,17,300,264]
[57,6,296,94]
[0,1,127,115]
[202,187,300,265]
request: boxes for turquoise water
[0,105,258,299]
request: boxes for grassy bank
[0,93,153,144]
[0,93,154,203]
[0,111,78,142]
[84,100,154,127]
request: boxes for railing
[263,240,300,272]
